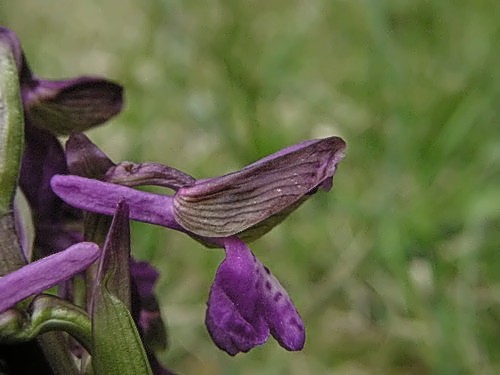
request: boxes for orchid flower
[51,135,346,355]
[1,24,348,373]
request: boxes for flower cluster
[0,26,346,373]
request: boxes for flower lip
[173,136,346,238]
[206,237,305,355]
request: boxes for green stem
[0,294,93,353]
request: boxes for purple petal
[23,77,123,135]
[106,162,195,191]
[50,175,181,231]
[20,123,82,255]
[66,132,194,189]
[65,133,115,179]
[173,136,346,238]
[50,175,226,249]
[205,237,305,355]
[0,242,100,313]
[130,260,168,351]
[20,123,68,221]
[131,260,159,300]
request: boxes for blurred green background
[1,1,499,373]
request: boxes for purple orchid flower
[0,26,123,257]
[51,136,346,355]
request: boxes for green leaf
[0,33,24,216]
[91,201,152,374]
[0,212,26,275]
[0,32,26,276]
[91,200,131,308]
[92,289,152,375]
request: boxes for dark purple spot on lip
[265,281,272,290]
[263,266,270,275]
[273,292,282,302]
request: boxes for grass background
[1,1,499,373]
